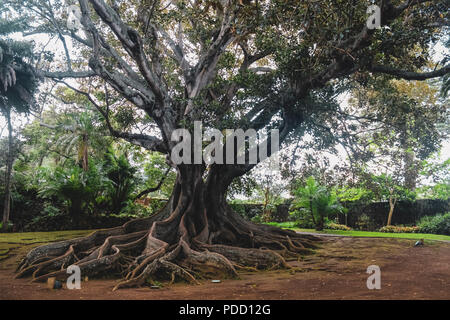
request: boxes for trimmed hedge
[339,199,449,230]
[379,225,420,233]
[326,222,352,231]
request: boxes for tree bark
[16,163,320,289]
[2,107,13,232]
[309,198,316,226]
[386,196,396,226]
[403,148,417,191]
[315,215,324,231]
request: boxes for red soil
[1,237,449,300]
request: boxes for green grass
[265,222,450,241]
[0,230,95,261]
[266,221,299,228]
[0,230,95,245]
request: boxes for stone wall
[337,199,450,229]
[231,198,449,229]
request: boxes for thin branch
[134,167,171,200]
[86,0,166,102]
[55,79,167,153]
[370,64,450,80]
[39,70,96,79]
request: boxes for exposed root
[198,243,290,270]
[15,199,320,290]
[232,264,259,272]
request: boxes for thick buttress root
[16,201,320,290]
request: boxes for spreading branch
[370,64,450,80]
[134,167,171,200]
[54,79,167,153]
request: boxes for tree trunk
[261,186,271,222]
[2,108,13,232]
[309,198,316,226]
[16,164,319,289]
[386,196,396,226]
[403,146,417,191]
[315,215,324,231]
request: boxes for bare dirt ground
[1,235,449,300]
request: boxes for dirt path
[1,236,449,300]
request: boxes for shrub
[326,222,352,231]
[25,213,71,231]
[229,202,246,217]
[265,221,299,229]
[418,213,450,235]
[291,176,344,231]
[251,215,262,223]
[288,209,316,228]
[355,214,377,231]
[379,225,420,233]
[0,221,14,232]
[119,200,154,218]
[296,219,316,229]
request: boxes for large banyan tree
[10,0,449,289]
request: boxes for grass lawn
[265,222,450,241]
[0,230,95,261]
[0,230,95,244]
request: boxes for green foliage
[9,102,177,230]
[101,148,137,214]
[379,225,420,233]
[228,201,247,217]
[229,201,264,222]
[5,105,177,230]
[228,175,258,200]
[337,187,374,204]
[25,204,67,231]
[250,215,262,224]
[0,9,38,113]
[37,164,106,217]
[118,200,153,218]
[419,183,450,200]
[288,209,316,229]
[418,157,450,200]
[291,176,345,230]
[142,153,176,199]
[326,222,352,231]
[264,221,299,229]
[355,214,377,231]
[366,173,416,203]
[0,221,13,232]
[41,204,62,218]
[418,213,450,235]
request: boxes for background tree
[247,157,285,222]
[291,176,344,231]
[37,164,105,220]
[335,186,374,226]
[0,12,38,231]
[418,155,450,200]
[138,152,176,200]
[347,77,446,190]
[363,172,416,226]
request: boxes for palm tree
[37,165,104,221]
[102,147,137,214]
[49,111,98,171]
[0,14,38,231]
[292,176,344,231]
